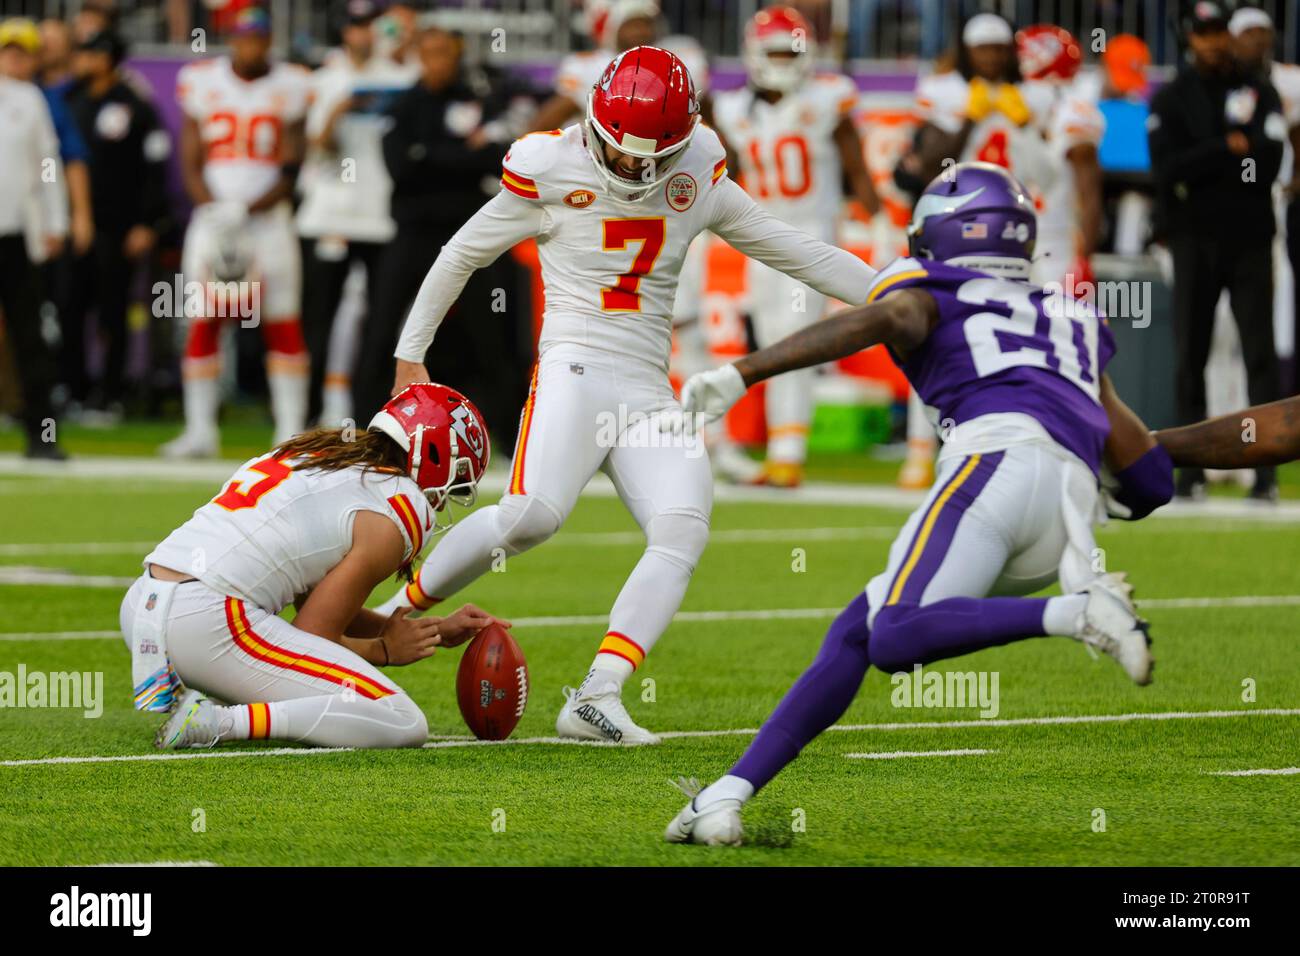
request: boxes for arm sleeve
[705,177,878,304]
[393,189,545,362]
[137,100,173,229]
[1147,87,1231,186]
[44,92,89,165]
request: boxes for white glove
[666,364,746,434]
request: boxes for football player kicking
[665,162,1161,844]
[123,383,508,750]
[376,46,878,745]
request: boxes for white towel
[130,578,183,712]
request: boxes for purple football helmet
[907,162,1037,276]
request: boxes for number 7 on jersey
[600,217,666,313]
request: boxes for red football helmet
[369,383,490,521]
[585,45,700,201]
[1016,24,1082,83]
[744,5,816,93]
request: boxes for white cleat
[1073,573,1153,685]
[664,778,744,846]
[155,689,226,749]
[159,430,219,460]
[556,685,661,746]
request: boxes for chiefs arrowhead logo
[564,189,596,208]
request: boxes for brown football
[455,623,529,740]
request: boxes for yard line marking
[0,567,137,588]
[844,748,996,759]
[0,630,121,642]
[825,707,1300,732]
[5,594,1300,640]
[4,709,1297,767]
[1141,595,1300,609]
[5,452,1300,520]
[0,541,156,557]
[0,527,892,558]
[86,861,220,867]
[0,747,354,767]
[2,517,1294,558]
[1207,766,1300,777]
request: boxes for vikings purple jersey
[866,257,1116,472]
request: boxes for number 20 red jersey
[176,56,312,206]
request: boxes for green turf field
[0,430,1298,866]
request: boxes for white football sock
[1044,594,1089,636]
[219,695,426,748]
[266,361,308,444]
[181,375,220,440]
[696,774,755,808]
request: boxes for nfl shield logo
[145,592,157,611]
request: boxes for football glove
[965,78,994,123]
[993,83,1032,127]
[666,364,747,434]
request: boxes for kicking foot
[1073,573,1153,685]
[664,777,743,846]
[155,688,227,749]
[159,430,219,460]
[556,685,660,745]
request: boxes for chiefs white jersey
[146,457,434,614]
[394,124,878,372]
[712,74,858,237]
[554,51,613,110]
[1038,86,1105,246]
[915,71,1057,197]
[176,57,312,205]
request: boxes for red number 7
[600,217,666,312]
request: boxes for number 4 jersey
[867,257,1115,473]
[145,459,434,613]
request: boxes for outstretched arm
[676,289,935,426]
[1154,396,1300,468]
[706,177,879,305]
[392,189,543,392]
[734,288,935,386]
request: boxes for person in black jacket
[1148,1,1285,500]
[64,29,171,414]
[351,25,513,424]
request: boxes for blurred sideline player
[711,5,880,488]
[163,6,310,458]
[1231,7,1300,391]
[378,47,879,744]
[1016,25,1104,290]
[124,383,506,750]
[895,13,1071,490]
[529,1,709,133]
[667,163,1157,843]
